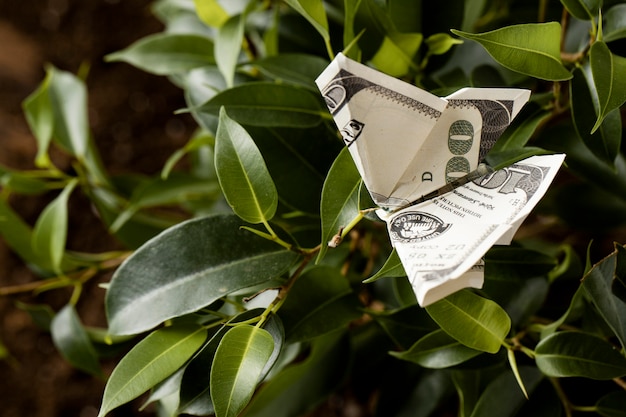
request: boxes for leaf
[106,214,298,335]
[253,54,330,90]
[210,325,275,417]
[215,108,278,224]
[47,66,90,160]
[391,329,482,368]
[317,147,361,262]
[199,82,324,128]
[240,330,350,417]
[604,4,626,43]
[97,324,207,417]
[31,179,78,273]
[364,248,406,283]
[581,249,626,349]
[105,33,215,75]
[596,391,626,417]
[278,266,361,342]
[425,33,463,56]
[451,23,572,81]
[613,244,626,304]
[216,14,245,88]
[535,331,626,379]
[284,0,329,42]
[560,0,600,20]
[51,305,102,377]
[343,0,363,59]
[371,304,438,349]
[589,41,626,133]
[193,0,229,27]
[22,70,53,168]
[425,290,511,353]
[370,32,422,77]
[488,103,552,153]
[570,66,621,165]
[0,199,42,269]
[469,367,543,417]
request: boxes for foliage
[2,1,626,416]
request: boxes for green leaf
[47,66,90,160]
[0,199,42,268]
[51,304,102,377]
[570,66,622,165]
[105,33,215,75]
[210,325,274,417]
[22,70,53,168]
[581,249,626,349]
[451,23,572,81]
[560,0,600,20]
[425,290,511,353]
[488,103,552,153]
[469,367,543,417]
[0,165,49,195]
[106,215,298,335]
[318,147,361,262]
[216,14,245,88]
[425,33,463,56]
[278,266,361,342]
[240,330,350,417]
[215,108,278,224]
[199,82,324,128]
[613,245,626,304]
[535,331,626,379]
[31,179,78,273]
[193,0,229,27]
[253,54,330,90]
[97,324,207,417]
[596,391,626,417]
[364,248,405,283]
[343,0,363,59]
[589,41,626,133]
[370,32,422,77]
[284,0,329,41]
[371,304,438,349]
[391,329,482,368]
[604,4,626,43]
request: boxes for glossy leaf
[613,245,626,304]
[581,250,626,349]
[370,32,422,77]
[604,4,626,42]
[0,199,44,269]
[284,0,329,41]
[451,23,572,81]
[97,324,207,417]
[105,33,215,75]
[51,304,102,377]
[535,331,626,379]
[278,266,360,342]
[425,290,511,353]
[364,248,405,283]
[240,331,350,417]
[589,41,626,133]
[199,82,324,127]
[216,14,245,88]
[47,66,89,160]
[106,215,298,335]
[22,70,53,167]
[391,329,482,368]
[210,325,274,417]
[193,0,228,27]
[318,147,361,262]
[596,391,626,417]
[31,179,77,273]
[570,66,622,165]
[469,367,543,417]
[425,33,463,56]
[560,0,600,20]
[215,107,278,224]
[253,54,329,90]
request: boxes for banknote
[315,53,530,209]
[315,53,565,306]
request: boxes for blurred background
[0,1,196,415]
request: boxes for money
[316,53,530,209]
[315,53,565,306]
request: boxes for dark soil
[0,1,196,416]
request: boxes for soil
[0,1,196,416]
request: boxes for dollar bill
[315,53,566,306]
[315,53,530,209]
